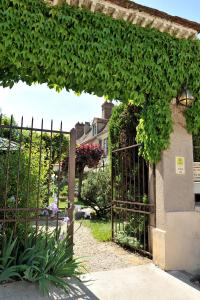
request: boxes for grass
[80,220,112,242]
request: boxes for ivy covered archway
[1,0,200,162]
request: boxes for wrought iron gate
[0,115,76,246]
[111,144,155,256]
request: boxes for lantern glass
[177,87,194,107]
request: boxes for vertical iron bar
[56,121,63,235]
[46,120,53,237]
[142,158,145,197]
[4,115,13,235]
[14,116,23,236]
[111,151,114,240]
[138,151,140,201]
[67,128,76,246]
[133,147,136,202]
[143,214,146,250]
[25,118,33,241]
[36,119,43,234]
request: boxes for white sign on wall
[175,156,185,175]
[193,162,200,182]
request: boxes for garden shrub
[60,185,68,198]
[116,214,148,251]
[81,168,111,219]
[0,144,48,210]
[0,228,83,295]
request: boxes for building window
[103,138,108,156]
[92,124,97,136]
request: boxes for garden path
[73,221,150,273]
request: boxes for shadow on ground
[0,278,99,300]
[168,270,200,292]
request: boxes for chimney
[102,102,114,119]
[84,122,91,135]
[75,122,84,139]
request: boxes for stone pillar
[152,103,200,271]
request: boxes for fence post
[111,151,114,240]
[67,128,76,245]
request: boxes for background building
[75,102,114,164]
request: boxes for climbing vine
[109,103,139,151]
[0,0,200,162]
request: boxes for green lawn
[81,220,112,242]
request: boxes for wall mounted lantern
[176,87,194,107]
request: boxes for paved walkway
[1,264,200,300]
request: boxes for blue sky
[0,1,199,130]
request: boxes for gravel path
[74,222,150,273]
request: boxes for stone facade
[75,102,114,163]
[152,103,200,272]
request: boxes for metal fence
[111,144,154,256]
[0,115,76,246]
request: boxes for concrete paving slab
[0,263,200,300]
[82,264,200,300]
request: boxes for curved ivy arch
[1,0,200,162]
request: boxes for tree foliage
[0,0,200,161]
[81,168,111,219]
[62,144,103,199]
[42,133,69,165]
[76,144,103,171]
[0,141,49,209]
[109,103,139,152]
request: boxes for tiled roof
[77,121,108,144]
[106,0,200,32]
[59,0,200,39]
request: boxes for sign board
[175,157,185,175]
[193,162,200,182]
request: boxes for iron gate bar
[0,115,75,249]
[46,120,53,235]
[0,124,70,135]
[111,143,154,257]
[113,207,153,215]
[14,117,23,235]
[113,200,154,207]
[36,119,43,234]
[112,143,142,153]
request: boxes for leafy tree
[109,103,139,152]
[81,168,111,218]
[42,133,69,165]
[0,115,51,214]
[0,115,19,142]
[109,103,148,202]
[0,142,49,210]
[62,144,103,200]
[75,144,103,200]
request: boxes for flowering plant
[76,144,103,168]
[47,196,58,216]
[62,144,103,200]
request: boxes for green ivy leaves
[0,0,200,162]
